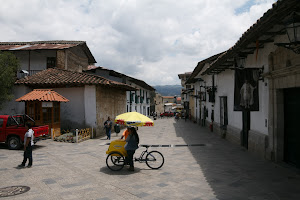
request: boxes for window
[26,102,40,121]
[47,57,56,68]
[6,117,18,127]
[43,108,52,123]
[26,102,34,120]
[220,96,228,128]
[35,102,41,120]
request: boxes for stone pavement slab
[0,117,299,199]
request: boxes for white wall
[84,85,97,127]
[241,40,281,135]
[215,70,242,130]
[55,87,86,130]
[0,85,30,115]
[14,50,56,71]
[126,83,151,116]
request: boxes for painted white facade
[0,85,30,115]
[126,85,151,116]
[55,87,86,129]
[14,50,56,72]
[84,85,97,127]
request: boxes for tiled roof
[15,68,136,91]
[16,89,69,102]
[0,40,96,63]
[85,66,155,91]
[203,0,300,75]
[0,40,83,51]
[163,96,175,99]
[186,52,223,83]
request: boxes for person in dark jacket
[104,117,112,140]
[124,127,139,171]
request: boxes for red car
[0,114,49,149]
[160,112,174,117]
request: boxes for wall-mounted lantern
[276,11,300,54]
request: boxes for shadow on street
[173,119,300,200]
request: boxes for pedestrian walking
[18,122,34,168]
[104,117,112,140]
[125,127,139,171]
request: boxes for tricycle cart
[106,139,164,171]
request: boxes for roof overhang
[202,0,300,75]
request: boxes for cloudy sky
[0,0,276,86]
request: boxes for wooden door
[241,110,250,149]
[284,88,300,168]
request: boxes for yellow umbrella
[115,112,154,127]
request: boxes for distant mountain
[154,85,182,96]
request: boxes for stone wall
[56,46,89,72]
[56,50,65,70]
[95,86,126,136]
[225,125,241,146]
[67,46,89,72]
[248,130,268,159]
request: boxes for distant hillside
[154,85,182,96]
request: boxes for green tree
[0,51,20,109]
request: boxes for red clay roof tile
[16,89,69,102]
[15,68,136,91]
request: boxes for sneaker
[27,165,32,168]
[18,164,25,168]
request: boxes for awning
[16,89,69,102]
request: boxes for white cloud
[0,0,276,85]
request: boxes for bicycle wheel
[106,152,125,171]
[146,151,164,169]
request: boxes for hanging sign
[42,102,53,108]
[234,68,259,111]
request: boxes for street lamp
[285,12,300,45]
[276,11,300,54]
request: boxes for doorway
[284,88,300,168]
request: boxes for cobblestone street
[0,117,300,200]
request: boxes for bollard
[51,128,54,140]
[92,127,94,139]
[76,129,78,143]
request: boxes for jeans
[106,128,111,140]
[22,144,32,166]
[126,150,135,167]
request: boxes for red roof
[16,89,69,102]
[0,41,83,51]
[15,68,136,91]
[0,40,96,63]
[163,96,175,99]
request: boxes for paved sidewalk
[0,117,299,199]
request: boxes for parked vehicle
[160,112,174,117]
[0,114,49,150]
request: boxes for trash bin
[114,124,120,134]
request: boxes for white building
[0,41,135,136]
[182,0,300,168]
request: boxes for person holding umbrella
[124,127,139,171]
